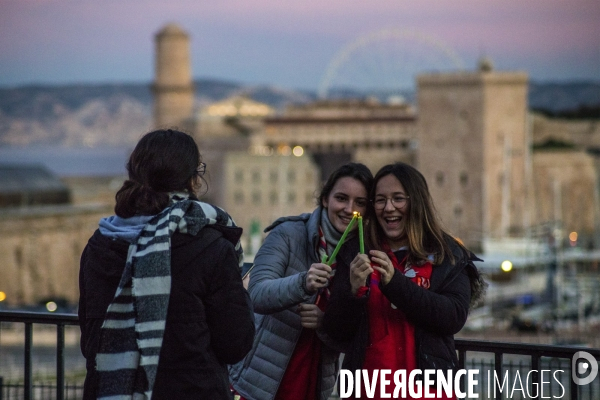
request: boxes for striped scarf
[95,195,242,399]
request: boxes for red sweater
[355,249,452,399]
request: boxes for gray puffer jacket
[229,207,340,400]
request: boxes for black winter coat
[323,236,481,372]
[79,226,255,400]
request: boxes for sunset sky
[1,0,598,91]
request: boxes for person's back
[78,129,254,399]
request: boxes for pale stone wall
[481,73,529,239]
[0,205,112,306]
[532,150,599,239]
[61,176,126,207]
[417,71,529,250]
[152,24,194,129]
[417,73,486,248]
[532,113,600,148]
[221,152,320,250]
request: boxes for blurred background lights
[0,291,6,302]
[501,260,513,272]
[569,231,578,247]
[292,146,304,157]
[46,301,58,312]
[277,145,292,156]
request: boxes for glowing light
[569,232,578,242]
[501,260,513,272]
[46,301,58,312]
[0,292,6,302]
[292,146,304,157]
[278,145,292,156]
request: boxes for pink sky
[0,0,598,90]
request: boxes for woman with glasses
[323,162,485,399]
[78,129,254,400]
[230,163,373,400]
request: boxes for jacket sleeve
[204,240,255,364]
[78,245,88,357]
[248,226,314,314]
[322,254,368,344]
[379,263,471,336]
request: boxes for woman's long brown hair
[367,162,455,265]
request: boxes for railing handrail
[1,310,599,400]
[0,310,79,325]
[455,338,600,358]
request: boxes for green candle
[326,212,357,265]
[358,214,364,254]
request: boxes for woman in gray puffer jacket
[230,163,373,400]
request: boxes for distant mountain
[0,79,598,147]
[529,81,600,114]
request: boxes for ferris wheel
[318,28,466,100]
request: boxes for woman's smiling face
[322,177,368,233]
[374,174,410,249]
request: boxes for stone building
[2,23,598,307]
[218,150,320,252]
[152,23,195,129]
[417,70,531,250]
[0,167,113,306]
[256,99,417,179]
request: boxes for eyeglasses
[196,162,206,176]
[372,195,410,210]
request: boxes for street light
[501,260,513,272]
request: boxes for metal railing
[456,339,600,399]
[1,310,599,400]
[0,310,79,400]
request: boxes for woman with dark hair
[78,129,254,400]
[229,162,374,400]
[323,162,485,399]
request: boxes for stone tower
[417,63,529,251]
[152,23,194,129]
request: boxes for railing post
[494,352,503,397]
[24,322,33,400]
[457,349,466,398]
[569,360,578,400]
[531,352,540,398]
[0,375,3,400]
[57,323,65,400]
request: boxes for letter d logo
[572,351,598,386]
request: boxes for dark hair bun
[114,180,170,218]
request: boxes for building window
[235,169,244,183]
[288,191,296,204]
[234,191,244,205]
[288,170,296,183]
[252,170,261,183]
[306,191,314,205]
[270,170,278,182]
[252,191,261,205]
[436,171,444,186]
[460,172,468,186]
[270,191,278,205]
[14,247,23,267]
[454,206,463,217]
[305,171,313,182]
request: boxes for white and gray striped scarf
[94,195,243,399]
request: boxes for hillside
[0,79,597,147]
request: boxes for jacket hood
[98,215,154,243]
